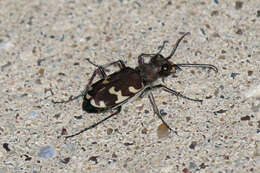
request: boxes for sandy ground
[0,0,259,172]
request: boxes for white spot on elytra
[129,86,140,93]
[90,99,106,108]
[109,86,129,103]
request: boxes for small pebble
[245,84,260,98]
[231,72,240,79]
[235,1,243,10]
[189,141,197,150]
[257,10,260,17]
[157,123,169,139]
[107,128,113,135]
[37,146,56,159]
[3,143,10,152]
[61,157,70,164]
[30,111,38,118]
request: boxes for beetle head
[138,32,214,84]
[149,33,191,78]
[150,54,181,78]
[147,32,218,82]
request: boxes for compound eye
[161,64,170,72]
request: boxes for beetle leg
[102,60,126,69]
[52,68,100,104]
[52,58,127,104]
[86,58,107,78]
[138,40,168,63]
[138,90,148,99]
[52,93,84,104]
[148,91,173,131]
[137,40,168,65]
[151,84,203,103]
[138,53,157,65]
[87,58,126,73]
[65,106,122,139]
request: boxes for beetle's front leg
[65,106,122,139]
[138,53,156,65]
[138,40,169,65]
[148,91,173,131]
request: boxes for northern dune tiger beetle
[53,32,218,138]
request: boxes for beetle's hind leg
[52,67,100,104]
[52,58,127,104]
[86,58,108,78]
[65,106,122,139]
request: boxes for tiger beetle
[53,32,218,139]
